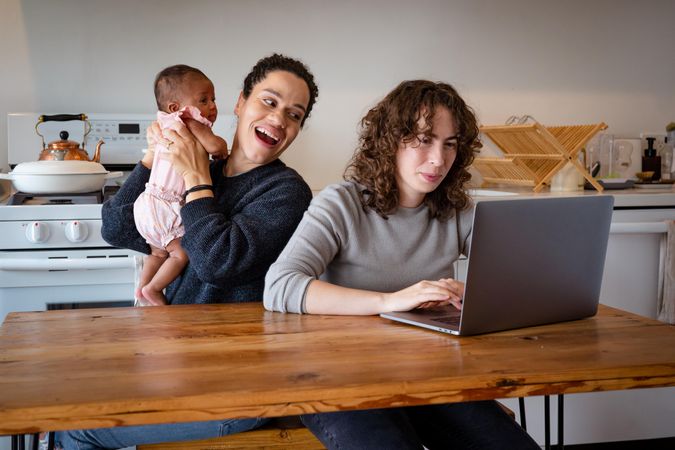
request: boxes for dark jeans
[301,400,539,450]
[53,417,268,450]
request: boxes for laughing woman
[54,54,318,450]
[264,80,539,449]
[103,54,317,307]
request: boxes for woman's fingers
[438,278,464,297]
[385,280,460,312]
[160,128,180,147]
[417,280,460,298]
[168,121,194,140]
[413,280,463,307]
[155,126,211,185]
[417,299,457,309]
[146,122,162,145]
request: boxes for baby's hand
[184,118,228,157]
[184,118,209,134]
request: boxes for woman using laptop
[264,80,539,449]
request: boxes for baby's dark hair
[154,64,209,111]
[242,54,319,127]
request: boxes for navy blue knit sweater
[101,159,312,304]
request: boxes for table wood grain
[1,303,674,435]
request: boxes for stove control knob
[65,221,88,243]
[25,221,50,244]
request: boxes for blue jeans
[301,401,539,450]
[54,417,267,450]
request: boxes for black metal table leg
[518,397,527,431]
[558,394,565,449]
[11,435,27,450]
[31,433,40,450]
[544,395,551,450]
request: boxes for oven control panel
[86,117,154,164]
[0,219,106,249]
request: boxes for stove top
[8,191,104,206]
[6,185,120,206]
[0,185,121,223]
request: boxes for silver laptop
[380,196,614,335]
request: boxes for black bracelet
[183,184,213,201]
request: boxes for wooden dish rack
[473,121,608,192]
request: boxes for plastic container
[550,162,583,191]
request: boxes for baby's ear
[167,102,180,113]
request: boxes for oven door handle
[0,257,137,271]
[609,222,669,234]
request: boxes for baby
[133,64,227,305]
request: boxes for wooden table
[1,303,674,436]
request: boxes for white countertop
[470,185,675,208]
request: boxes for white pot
[0,160,122,194]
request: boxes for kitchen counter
[470,185,675,208]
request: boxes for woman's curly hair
[345,80,482,221]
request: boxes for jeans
[53,417,267,450]
[301,401,539,450]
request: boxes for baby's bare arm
[185,119,228,156]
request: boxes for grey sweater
[102,159,312,304]
[264,181,474,313]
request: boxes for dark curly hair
[154,64,209,112]
[345,80,481,220]
[242,53,319,127]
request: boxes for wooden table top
[1,303,674,435]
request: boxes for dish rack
[473,121,608,192]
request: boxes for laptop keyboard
[433,315,460,326]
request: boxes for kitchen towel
[657,220,675,324]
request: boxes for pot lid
[12,160,107,175]
[46,131,82,151]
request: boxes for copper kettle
[36,114,104,162]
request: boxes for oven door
[0,248,140,322]
[604,207,675,319]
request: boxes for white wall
[2,0,674,191]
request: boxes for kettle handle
[35,114,91,150]
[38,114,87,123]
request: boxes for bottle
[661,136,673,181]
[642,137,661,181]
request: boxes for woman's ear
[233,91,245,116]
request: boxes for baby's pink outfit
[133,106,212,250]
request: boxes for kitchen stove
[0,186,141,323]
[0,113,157,324]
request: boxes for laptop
[380,195,614,335]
